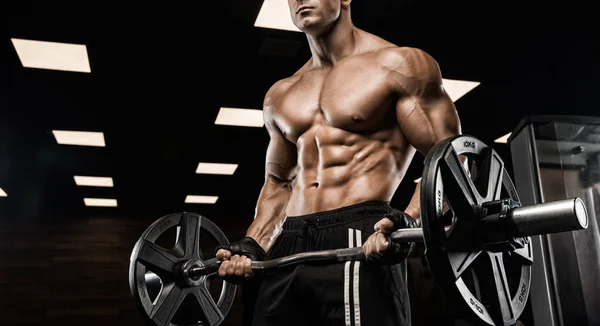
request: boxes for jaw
[295,16,334,36]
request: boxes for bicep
[396,82,461,156]
[261,80,298,182]
[264,128,297,182]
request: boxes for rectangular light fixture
[185,195,219,204]
[74,176,114,187]
[52,130,106,147]
[84,198,117,207]
[442,79,480,102]
[0,188,7,197]
[11,38,91,73]
[215,107,264,128]
[196,163,238,175]
[254,0,301,32]
[494,132,512,144]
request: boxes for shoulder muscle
[378,47,442,94]
[263,78,295,131]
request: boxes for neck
[306,14,358,67]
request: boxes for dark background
[0,1,597,325]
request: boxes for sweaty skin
[217,0,461,280]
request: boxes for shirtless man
[216,0,461,325]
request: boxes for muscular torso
[271,35,417,216]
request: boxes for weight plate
[129,212,236,326]
[421,135,533,326]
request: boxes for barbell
[128,135,589,326]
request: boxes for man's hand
[215,237,265,284]
[216,250,254,284]
[363,217,395,258]
[363,210,418,264]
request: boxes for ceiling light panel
[52,130,106,147]
[196,163,238,175]
[11,38,91,73]
[442,79,480,102]
[185,195,219,204]
[215,107,264,128]
[254,0,301,32]
[494,133,512,144]
[74,176,114,187]
[84,198,117,207]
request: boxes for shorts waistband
[282,201,393,230]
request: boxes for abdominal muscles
[285,124,411,216]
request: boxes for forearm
[404,181,421,219]
[246,177,292,251]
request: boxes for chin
[296,18,328,34]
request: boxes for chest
[274,61,395,142]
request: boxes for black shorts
[252,201,411,326]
